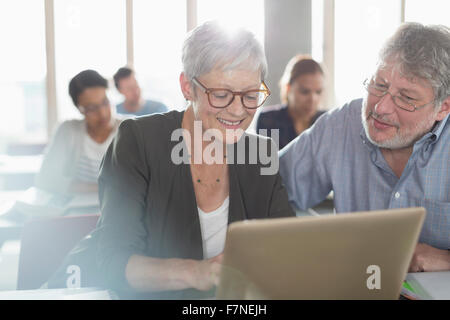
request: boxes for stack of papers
[12,187,99,218]
[402,271,450,300]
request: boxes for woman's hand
[125,254,224,292]
[188,254,224,291]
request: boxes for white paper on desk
[12,188,66,217]
[406,271,450,300]
[12,187,99,218]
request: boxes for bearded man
[279,23,450,272]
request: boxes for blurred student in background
[256,55,326,149]
[113,67,168,116]
[35,69,122,194]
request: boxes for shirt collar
[430,112,449,142]
[359,127,375,151]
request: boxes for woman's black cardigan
[48,110,295,299]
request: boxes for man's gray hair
[182,20,268,81]
[379,22,450,106]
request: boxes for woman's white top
[197,196,229,259]
[76,130,116,183]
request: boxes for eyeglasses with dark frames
[79,97,110,114]
[192,77,271,109]
[363,78,435,112]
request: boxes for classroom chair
[16,214,99,290]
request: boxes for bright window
[0,0,47,151]
[197,0,265,46]
[54,0,127,121]
[405,0,450,25]
[334,0,401,107]
[133,0,187,111]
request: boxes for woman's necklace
[182,109,228,185]
[198,177,220,183]
[188,148,227,185]
[190,162,227,185]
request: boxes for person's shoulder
[58,118,84,127]
[239,131,278,158]
[315,109,328,118]
[256,104,288,129]
[231,132,280,178]
[45,119,84,149]
[135,109,181,122]
[244,130,272,141]
[111,116,125,130]
[435,114,450,145]
[145,99,167,107]
[290,99,363,146]
[259,104,287,116]
[115,102,125,112]
[144,99,169,112]
[315,98,363,125]
[115,111,183,159]
[54,118,85,134]
[120,109,183,134]
[310,109,327,125]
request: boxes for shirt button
[394,192,400,199]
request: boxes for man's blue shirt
[279,98,450,250]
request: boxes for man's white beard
[361,100,437,149]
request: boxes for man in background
[113,67,168,116]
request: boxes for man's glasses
[192,77,270,109]
[363,78,434,112]
[79,98,110,114]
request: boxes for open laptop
[216,207,425,300]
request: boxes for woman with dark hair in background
[35,70,122,194]
[256,55,326,150]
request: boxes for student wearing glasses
[279,23,450,272]
[35,70,122,194]
[48,21,294,298]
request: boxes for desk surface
[0,155,42,176]
[406,272,450,300]
[0,287,116,300]
[0,191,24,216]
[0,189,100,246]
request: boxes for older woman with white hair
[48,21,294,299]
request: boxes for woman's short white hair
[379,22,450,106]
[182,20,268,81]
